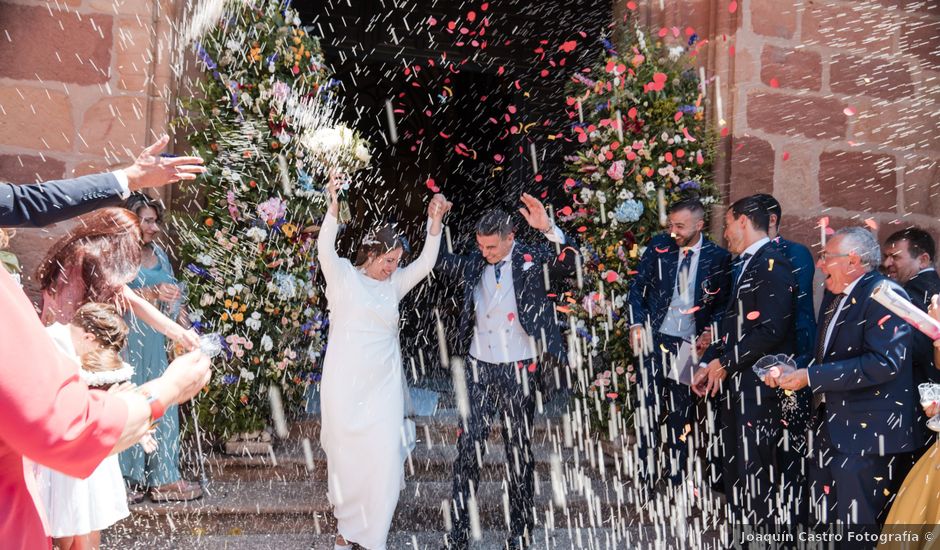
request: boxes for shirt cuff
[112,170,131,199]
[543,224,566,244]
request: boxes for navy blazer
[773,236,817,368]
[627,232,732,339]
[703,241,797,392]
[0,172,124,228]
[434,237,578,366]
[809,271,918,455]
[905,269,940,385]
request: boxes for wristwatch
[139,389,166,424]
[541,221,556,235]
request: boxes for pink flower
[606,160,625,181]
[257,197,287,225]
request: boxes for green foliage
[173,1,334,441]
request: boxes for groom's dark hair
[475,209,514,238]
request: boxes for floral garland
[173,1,368,440]
[559,18,719,431]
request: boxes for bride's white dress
[317,212,440,550]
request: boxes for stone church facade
[0,0,937,288]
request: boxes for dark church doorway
[297,0,612,392]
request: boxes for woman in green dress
[119,194,202,502]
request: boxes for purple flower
[222,374,238,385]
[679,180,701,190]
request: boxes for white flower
[596,190,607,204]
[227,286,237,296]
[196,253,214,266]
[668,46,685,60]
[245,317,261,331]
[239,367,256,381]
[245,226,267,242]
[189,308,203,323]
[579,188,594,202]
[261,335,274,352]
[354,143,371,164]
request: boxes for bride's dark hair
[353,225,407,267]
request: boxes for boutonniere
[522,253,534,272]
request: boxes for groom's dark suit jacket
[1,172,124,228]
[434,235,579,390]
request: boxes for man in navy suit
[693,194,798,526]
[437,194,577,550]
[0,135,205,228]
[776,227,918,528]
[755,193,817,525]
[626,197,731,489]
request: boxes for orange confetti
[746,311,761,321]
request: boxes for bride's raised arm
[316,174,346,288]
[393,194,451,298]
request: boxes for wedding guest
[880,295,940,544]
[0,135,205,228]
[754,193,816,525]
[318,177,447,550]
[38,303,152,550]
[36,207,198,350]
[626,197,731,491]
[693,194,797,526]
[0,262,210,550]
[883,228,940,385]
[775,227,919,528]
[118,193,201,503]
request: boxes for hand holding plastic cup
[918,383,940,408]
[753,354,797,382]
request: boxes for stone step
[288,410,582,447]
[200,439,588,482]
[118,478,645,536]
[102,526,706,549]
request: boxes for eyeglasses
[817,251,851,262]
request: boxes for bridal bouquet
[300,124,371,222]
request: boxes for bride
[317,176,451,550]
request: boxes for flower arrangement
[300,124,371,221]
[559,14,719,433]
[172,1,366,442]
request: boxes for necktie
[732,253,751,289]
[494,260,507,286]
[815,293,846,363]
[676,249,693,294]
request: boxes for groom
[436,193,577,550]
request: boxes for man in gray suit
[1,135,205,227]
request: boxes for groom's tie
[494,260,507,287]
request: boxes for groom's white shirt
[469,228,565,364]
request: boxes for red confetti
[674,111,683,122]
[467,10,476,22]
[577,226,587,233]
[844,106,857,116]
[507,312,516,322]
[655,246,670,253]
[769,78,779,88]
[746,311,761,321]
[558,206,573,216]
[782,152,790,161]
[528,363,537,373]
[627,1,637,9]
[497,66,505,75]
[823,485,830,495]
[605,271,619,283]
[523,254,533,262]
[425,178,440,193]
[878,314,891,327]
[720,127,730,137]
[606,392,619,399]
[559,40,577,53]
[682,306,701,314]
[729,0,738,13]
[427,16,437,26]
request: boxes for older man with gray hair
[772,227,920,529]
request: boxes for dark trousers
[777,387,811,526]
[636,334,695,486]
[808,405,904,531]
[717,377,782,526]
[450,357,536,545]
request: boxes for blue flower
[222,374,239,385]
[612,199,644,223]
[186,263,212,279]
[679,180,701,190]
[688,33,699,46]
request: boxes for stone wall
[0,0,178,290]
[619,0,939,263]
